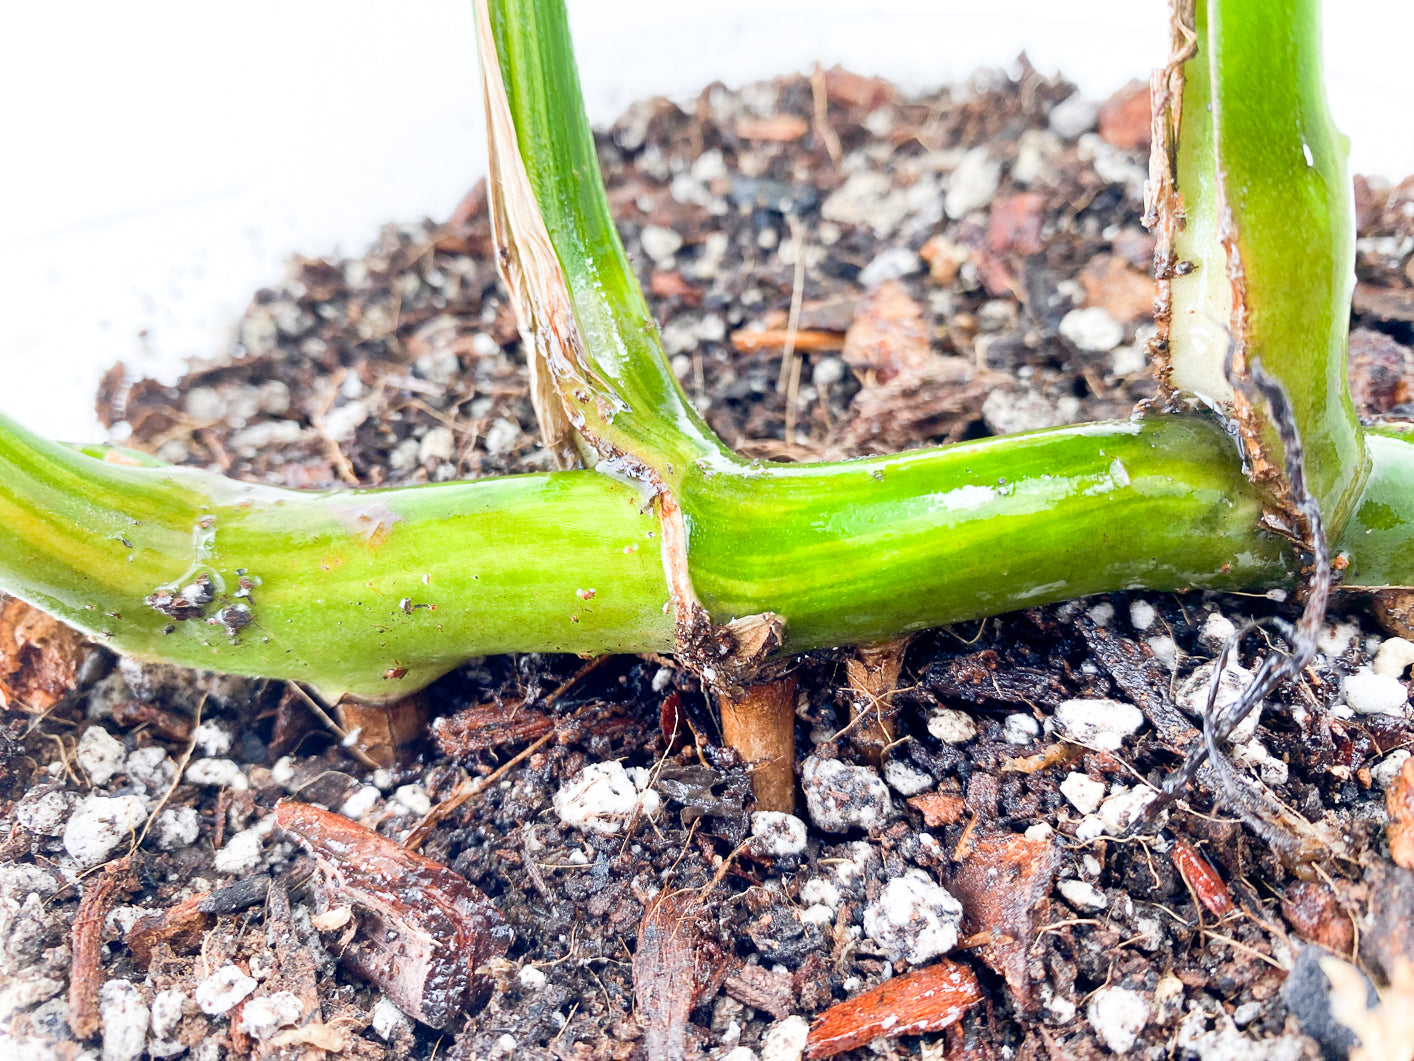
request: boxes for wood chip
[431,700,554,757]
[1098,79,1151,151]
[125,894,210,970]
[946,833,1060,1012]
[987,193,1047,256]
[1281,881,1355,955]
[634,889,730,1061]
[724,963,795,1020]
[0,595,89,714]
[839,359,1003,452]
[730,328,844,354]
[907,791,966,827]
[70,857,134,1038]
[334,693,428,769]
[1387,757,1414,871]
[806,959,983,1058]
[275,801,511,1028]
[1079,254,1157,326]
[1171,838,1237,917]
[841,279,934,382]
[734,114,809,141]
[821,68,894,110]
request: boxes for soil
[6,63,1414,1061]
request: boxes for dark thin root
[1130,366,1331,850]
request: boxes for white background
[2,1,1410,441]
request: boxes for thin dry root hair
[1133,364,1332,850]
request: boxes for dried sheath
[275,802,511,1028]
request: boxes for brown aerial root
[843,637,909,766]
[334,692,429,769]
[69,857,136,1039]
[717,673,799,814]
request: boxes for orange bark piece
[0,595,88,715]
[730,328,844,354]
[907,791,966,827]
[1171,838,1236,917]
[1099,80,1151,151]
[841,279,935,382]
[649,271,703,303]
[1281,880,1355,956]
[71,858,134,1038]
[735,114,809,141]
[806,960,983,1059]
[1079,254,1157,325]
[1388,758,1414,871]
[987,193,1047,256]
[822,68,894,111]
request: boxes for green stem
[1168,0,1366,534]
[0,414,673,702]
[1,0,1409,713]
[486,0,730,483]
[1341,429,1414,588]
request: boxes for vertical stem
[1161,0,1366,538]
[717,676,798,814]
[844,638,909,766]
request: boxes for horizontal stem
[0,414,674,702]
[684,417,1295,649]
[7,411,1412,702]
[1340,429,1414,588]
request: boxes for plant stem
[1162,0,1366,534]
[717,676,799,814]
[484,0,729,482]
[0,413,674,702]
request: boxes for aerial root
[1131,366,1334,860]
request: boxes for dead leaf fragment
[0,595,89,714]
[275,801,511,1028]
[946,833,1061,1012]
[841,279,934,382]
[806,959,983,1058]
[839,358,1005,453]
[1388,758,1414,870]
[125,894,210,970]
[634,889,730,1061]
